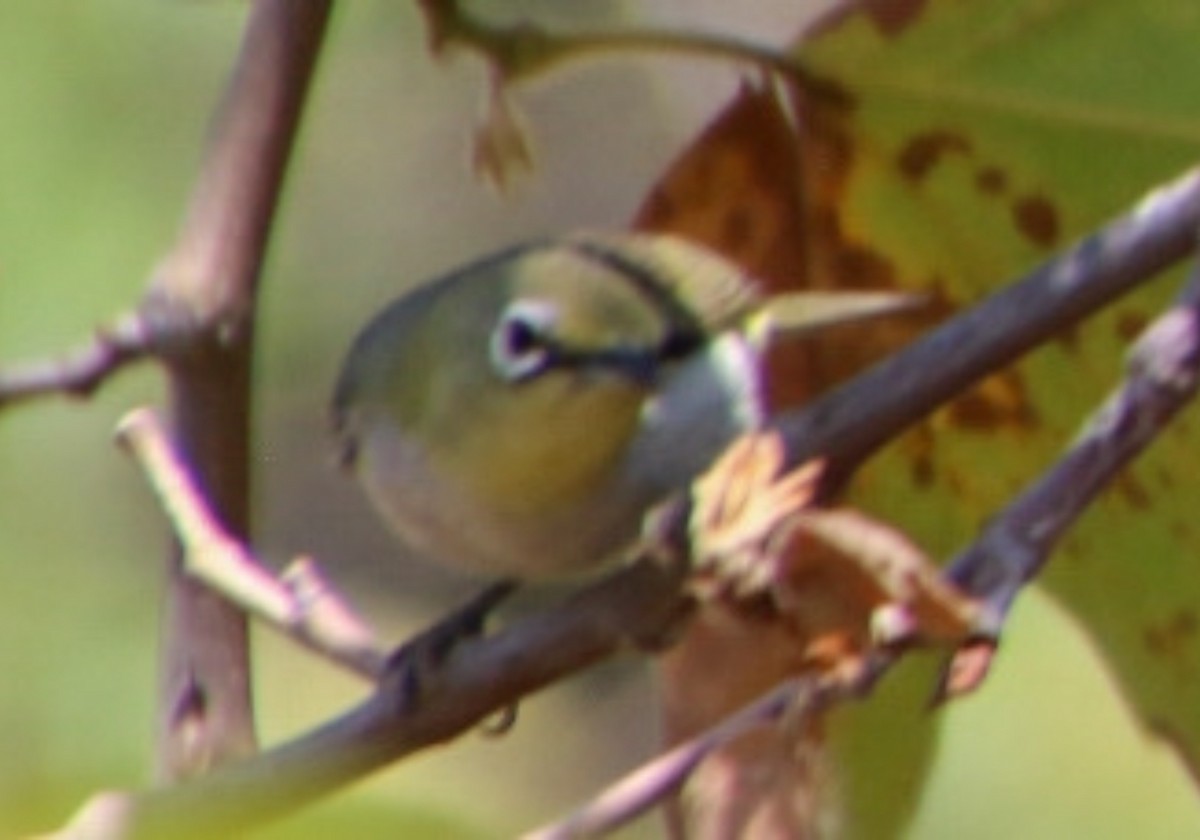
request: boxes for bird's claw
[384,579,518,711]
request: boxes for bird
[332,231,914,581]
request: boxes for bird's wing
[761,290,925,341]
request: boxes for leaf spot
[1143,609,1198,664]
[1012,193,1060,247]
[946,370,1039,432]
[866,0,933,37]
[1115,309,1151,343]
[897,129,972,183]
[1114,471,1152,511]
[974,165,1008,196]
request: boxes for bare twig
[522,658,887,840]
[0,0,336,782]
[518,171,1200,832]
[116,408,387,680]
[936,254,1200,698]
[0,0,333,418]
[418,0,844,188]
[0,313,152,407]
[537,233,1200,833]
[524,681,805,840]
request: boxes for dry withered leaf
[770,505,983,682]
[935,638,999,704]
[637,81,949,839]
[688,431,823,600]
[689,430,984,673]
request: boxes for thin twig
[522,656,889,840]
[936,253,1200,698]
[0,312,151,407]
[559,238,1200,823]
[523,680,805,840]
[116,408,387,680]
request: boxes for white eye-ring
[489,299,558,382]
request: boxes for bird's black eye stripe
[545,332,697,386]
[657,330,702,362]
[549,331,696,371]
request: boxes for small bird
[332,232,912,580]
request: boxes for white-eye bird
[333,232,912,580]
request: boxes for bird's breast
[349,332,764,579]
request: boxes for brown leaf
[688,431,823,600]
[772,507,981,658]
[639,83,943,840]
[658,601,837,840]
[633,81,937,412]
[688,431,983,672]
[934,638,999,704]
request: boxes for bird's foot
[383,578,518,712]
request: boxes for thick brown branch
[55,555,691,840]
[146,2,331,331]
[149,0,333,780]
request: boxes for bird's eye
[489,300,557,382]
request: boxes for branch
[0,4,333,419]
[522,170,1200,830]
[767,168,1200,700]
[416,0,846,188]
[53,554,692,840]
[415,0,834,90]
[525,681,806,840]
[522,658,888,840]
[777,167,1200,485]
[147,0,334,779]
[0,0,333,779]
[934,252,1200,697]
[115,408,387,680]
[0,313,152,407]
[0,0,334,777]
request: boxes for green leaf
[797,0,1200,788]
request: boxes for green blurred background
[0,2,1196,837]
